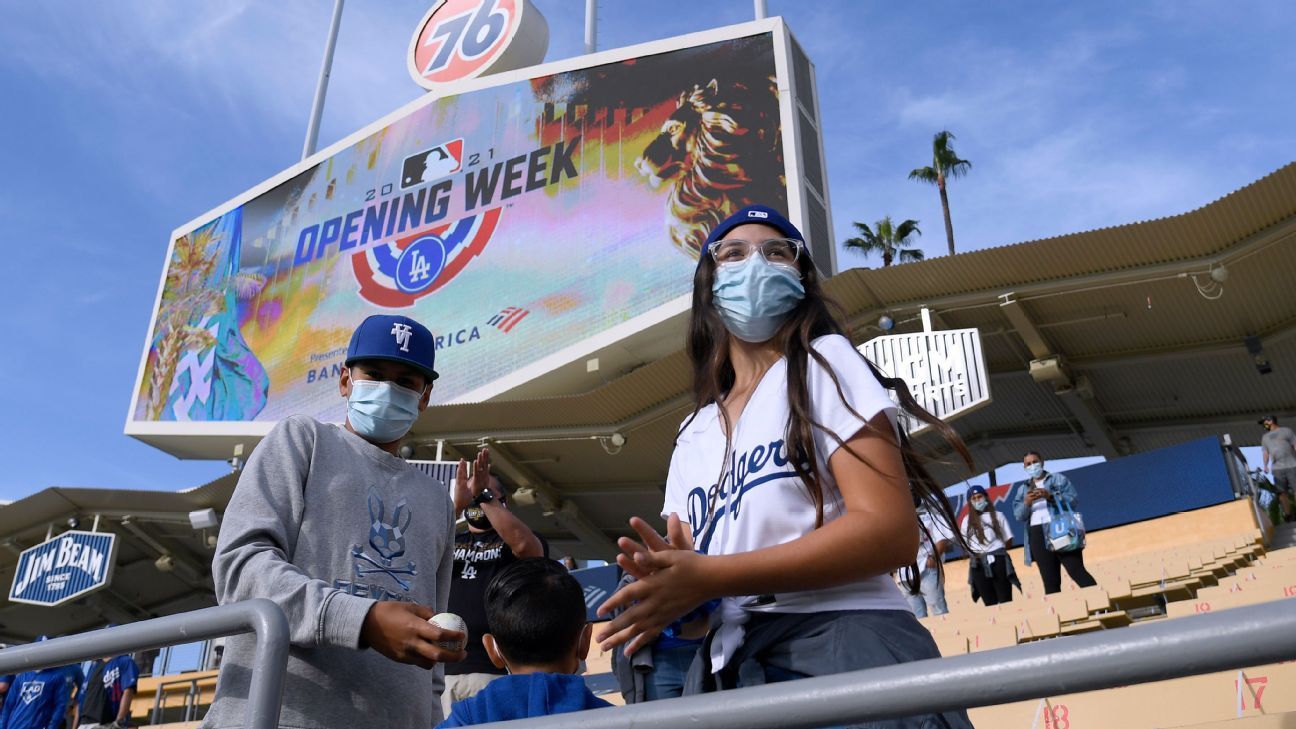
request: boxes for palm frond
[851,221,877,239]
[893,218,922,242]
[843,236,885,255]
[909,166,939,184]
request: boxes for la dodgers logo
[352,208,501,308]
[20,680,42,705]
[391,323,414,352]
[688,438,798,552]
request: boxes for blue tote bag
[1045,499,1086,552]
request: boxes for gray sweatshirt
[202,415,455,729]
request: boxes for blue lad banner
[9,531,118,607]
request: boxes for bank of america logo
[488,306,530,333]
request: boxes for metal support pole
[584,0,597,54]
[754,0,768,19]
[465,600,1296,728]
[0,600,289,729]
[301,0,345,161]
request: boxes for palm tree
[909,130,972,256]
[844,216,925,267]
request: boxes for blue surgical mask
[1025,463,1044,478]
[347,379,422,443]
[972,499,988,512]
[711,256,805,342]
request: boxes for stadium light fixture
[189,509,220,531]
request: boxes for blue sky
[0,1,1290,500]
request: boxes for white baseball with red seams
[429,612,468,651]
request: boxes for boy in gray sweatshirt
[202,314,479,729]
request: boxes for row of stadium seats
[954,539,1296,727]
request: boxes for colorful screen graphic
[131,33,787,425]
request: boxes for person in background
[0,670,11,704]
[0,638,75,729]
[1261,415,1296,523]
[595,205,973,728]
[902,494,954,618]
[203,315,466,729]
[1011,451,1097,594]
[72,649,139,729]
[559,556,579,571]
[443,467,547,719]
[960,486,1015,605]
[437,559,611,727]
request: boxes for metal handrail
[0,599,287,729]
[468,599,1296,728]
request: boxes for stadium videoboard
[126,18,832,458]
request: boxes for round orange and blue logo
[408,0,548,91]
[352,208,502,308]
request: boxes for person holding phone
[1011,451,1097,594]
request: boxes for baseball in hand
[429,612,468,651]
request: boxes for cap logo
[748,210,769,219]
[390,323,414,352]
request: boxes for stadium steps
[1270,521,1296,550]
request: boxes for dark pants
[970,556,1013,605]
[1029,524,1097,594]
[685,610,974,728]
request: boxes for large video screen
[129,31,790,428]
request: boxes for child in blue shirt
[0,664,75,729]
[437,558,612,727]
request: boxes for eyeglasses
[709,238,803,266]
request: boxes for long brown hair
[680,237,972,595]
[964,501,1006,547]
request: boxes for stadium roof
[0,475,235,641]
[3,162,1293,635]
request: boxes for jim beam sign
[9,531,118,607]
[860,328,990,435]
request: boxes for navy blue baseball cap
[346,315,439,382]
[700,204,807,266]
[966,485,989,500]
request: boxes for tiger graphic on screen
[636,77,785,258]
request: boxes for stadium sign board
[408,0,550,91]
[9,531,119,607]
[861,328,990,435]
[127,18,834,459]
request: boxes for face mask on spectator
[1025,463,1044,478]
[971,498,988,512]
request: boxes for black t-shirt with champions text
[446,527,548,675]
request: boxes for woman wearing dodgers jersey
[596,205,974,727]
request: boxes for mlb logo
[747,210,769,219]
[401,139,465,188]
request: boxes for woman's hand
[613,513,691,579]
[595,516,710,655]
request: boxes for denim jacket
[1010,471,1080,523]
